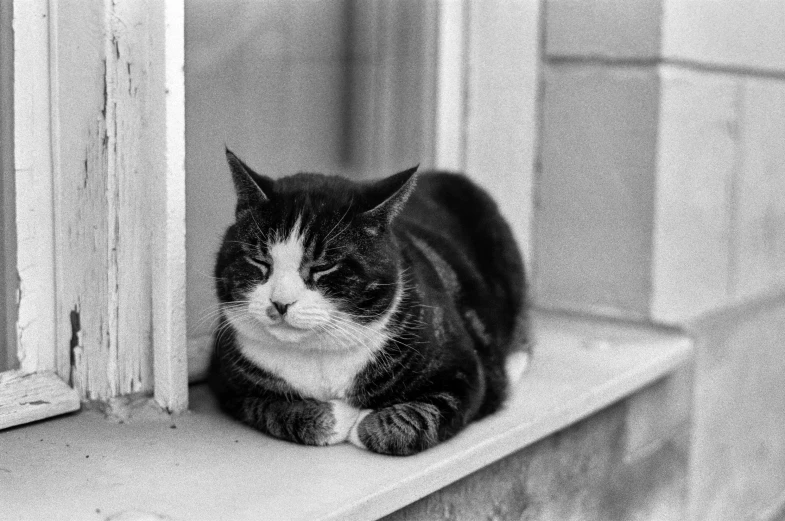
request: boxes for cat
[210,148,529,456]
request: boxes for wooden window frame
[1,0,187,431]
[0,0,78,429]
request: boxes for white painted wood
[0,370,79,430]
[48,0,188,406]
[2,0,188,427]
[1,0,77,430]
[153,0,188,413]
[13,0,56,375]
[50,0,111,399]
[0,0,85,432]
[1,311,693,520]
[434,0,468,171]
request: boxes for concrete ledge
[0,311,692,521]
[384,392,689,521]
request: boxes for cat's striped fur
[210,149,528,456]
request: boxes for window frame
[1,0,187,431]
[0,0,79,430]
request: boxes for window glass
[184,0,435,341]
[0,0,17,372]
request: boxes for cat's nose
[271,300,292,316]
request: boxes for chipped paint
[19,400,50,406]
[7,0,187,412]
[13,0,57,377]
[51,0,169,401]
[68,304,81,387]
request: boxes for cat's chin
[264,322,315,343]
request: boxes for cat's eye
[311,263,339,282]
[246,256,270,275]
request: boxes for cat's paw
[347,409,373,450]
[326,400,361,445]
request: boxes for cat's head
[216,149,417,349]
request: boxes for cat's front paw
[326,400,362,445]
[346,403,444,455]
[347,409,373,450]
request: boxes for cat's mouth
[268,320,306,332]
[265,320,313,343]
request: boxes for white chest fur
[236,332,375,401]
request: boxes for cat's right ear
[225,148,274,208]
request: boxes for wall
[184,0,435,344]
[538,0,785,322]
[538,0,785,518]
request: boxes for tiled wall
[537,1,785,519]
[535,64,659,318]
[653,69,785,321]
[537,0,785,323]
[661,0,785,73]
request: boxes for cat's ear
[360,165,419,227]
[225,148,274,207]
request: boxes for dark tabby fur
[211,149,527,456]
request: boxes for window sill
[0,310,692,521]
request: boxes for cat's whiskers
[213,302,261,343]
[323,318,382,359]
[191,301,249,332]
[313,323,356,352]
[213,319,237,346]
[322,319,374,350]
[323,314,401,369]
[193,269,225,282]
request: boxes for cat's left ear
[360,165,419,227]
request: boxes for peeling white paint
[13,0,56,375]
[46,0,187,407]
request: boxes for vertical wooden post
[153,0,188,413]
[49,0,187,409]
[14,0,56,376]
